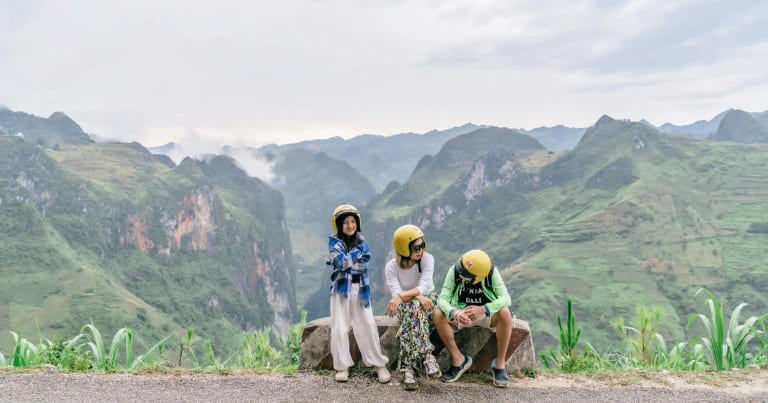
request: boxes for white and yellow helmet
[392,224,425,257]
[332,204,361,234]
[455,249,492,285]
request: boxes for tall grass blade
[107,328,132,369]
[131,336,170,370]
[688,288,760,370]
[753,315,768,361]
[10,331,36,367]
[81,323,107,370]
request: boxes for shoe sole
[335,371,348,382]
[493,381,509,388]
[402,383,420,390]
[426,372,442,380]
[376,372,391,384]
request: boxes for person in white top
[384,225,441,390]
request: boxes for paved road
[1,369,767,402]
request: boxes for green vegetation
[686,289,762,370]
[4,291,763,375]
[747,222,768,233]
[269,149,375,308]
[0,108,93,147]
[540,298,593,372]
[369,127,545,221]
[540,290,767,373]
[6,109,768,378]
[352,116,768,358]
[615,305,664,366]
[0,136,296,357]
[710,109,768,143]
[0,313,307,372]
[258,123,480,191]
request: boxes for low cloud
[144,130,277,184]
[223,147,277,184]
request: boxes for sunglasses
[411,241,426,253]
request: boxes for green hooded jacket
[436,265,511,320]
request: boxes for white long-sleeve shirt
[385,252,435,297]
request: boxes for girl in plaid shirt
[327,204,390,383]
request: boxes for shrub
[614,305,663,366]
[687,289,760,370]
[540,298,594,372]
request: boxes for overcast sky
[2,0,768,148]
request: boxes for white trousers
[330,284,388,370]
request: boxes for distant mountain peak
[0,107,92,145]
[710,109,768,144]
[579,115,651,146]
[722,108,750,118]
[48,111,74,121]
[595,115,617,127]
[639,119,655,127]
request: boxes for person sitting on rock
[326,204,391,383]
[434,249,513,387]
[384,224,441,391]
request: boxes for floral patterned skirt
[396,292,437,370]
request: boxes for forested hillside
[0,112,297,354]
[346,116,768,351]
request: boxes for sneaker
[423,354,442,379]
[402,366,419,390]
[441,354,472,383]
[335,369,348,382]
[491,359,509,388]
[375,366,391,383]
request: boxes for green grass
[1,138,298,358]
[0,291,765,375]
[686,289,762,370]
[0,314,307,372]
[355,119,768,360]
[538,291,767,373]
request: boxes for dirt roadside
[1,367,767,402]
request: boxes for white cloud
[141,129,278,183]
[1,0,767,145]
[224,147,277,184]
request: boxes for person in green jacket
[434,249,513,388]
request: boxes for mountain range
[1,109,296,354]
[351,114,768,350]
[4,105,768,354]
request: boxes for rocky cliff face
[411,148,542,232]
[0,136,297,349]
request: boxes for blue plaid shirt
[327,233,371,308]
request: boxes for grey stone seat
[299,316,536,373]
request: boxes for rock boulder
[299,316,536,373]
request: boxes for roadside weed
[686,289,760,370]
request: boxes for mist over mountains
[3,105,768,354]
[143,107,768,190]
[1,109,297,354]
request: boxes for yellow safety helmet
[393,224,425,257]
[332,204,361,234]
[455,249,492,285]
